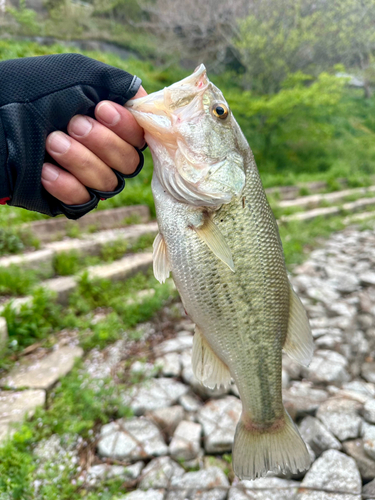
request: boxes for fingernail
[48,132,71,154]
[96,102,120,126]
[42,163,60,182]
[70,115,93,137]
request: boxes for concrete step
[280,197,375,222]
[43,252,154,305]
[0,223,158,274]
[265,178,348,201]
[278,185,375,210]
[21,205,151,243]
[0,252,153,313]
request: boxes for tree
[236,0,375,93]
[139,0,249,70]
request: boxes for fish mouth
[125,64,208,133]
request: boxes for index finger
[95,87,148,149]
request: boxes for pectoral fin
[152,233,171,284]
[283,286,313,367]
[192,326,232,389]
[194,217,235,272]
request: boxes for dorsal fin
[193,216,235,272]
[283,285,313,367]
[152,233,171,284]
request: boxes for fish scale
[127,64,313,479]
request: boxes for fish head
[126,64,247,207]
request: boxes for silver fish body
[126,65,313,479]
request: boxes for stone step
[278,185,375,210]
[0,317,8,353]
[43,252,154,305]
[21,205,151,243]
[0,252,153,312]
[343,211,375,224]
[0,345,84,390]
[0,389,46,443]
[280,197,375,223]
[265,178,348,201]
[0,223,158,274]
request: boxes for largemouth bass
[126,65,313,479]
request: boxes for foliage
[6,0,39,35]
[0,266,39,296]
[0,362,132,499]
[280,215,346,266]
[2,288,62,349]
[1,270,175,353]
[0,227,40,257]
[236,0,375,93]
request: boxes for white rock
[296,492,360,500]
[0,389,45,442]
[154,336,193,356]
[131,361,157,378]
[364,399,375,424]
[301,449,361,494]
[303,350,350,384]
[123,378,188,415]
[316,398,363,441]
[179,393,202,412]
[197,396,242,453]
[0,346,84,390]
[169,420,202,461]
[299,416,341,455]
[147,405,185,437]
[364,437,375,460]
[85,462,144,486]
[228,477,300,500]
[156,353,181,377]
[120,489,165,500]
[98,417,168,460]
[139,456,184,490]
[166,466,229,500]
[360,272,375,286]
[283,382,328,417]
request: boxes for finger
[46,131,118,191]
[67,115,139,176]
[95,88,147,149]
[41,163,91,205]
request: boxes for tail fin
[232,408,310,480]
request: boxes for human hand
[41,86,148,206]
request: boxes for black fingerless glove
[0,53,143,219]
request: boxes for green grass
[1,269,176,355]
[0,361,133,500]
[0,266,42,297]
[53,233,154,276]
[280,215,346,267]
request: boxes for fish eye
[212,103,229,120]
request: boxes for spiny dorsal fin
[152,233,171,284]
[193,217,235,272]
[283,285,313,367]
[192,326,232,389]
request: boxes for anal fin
[283,285,313,367]
[152,233,171,284]
[192,326,232,389]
